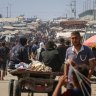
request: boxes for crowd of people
[0,31,96,96]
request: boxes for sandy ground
[0,73,55,96]
[0,73,96,96]
[0,80,47,96]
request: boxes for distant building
[0,18,18,22]
[79,9,96,20]
[0,16,25,23]
[52,17,67,24]
[60,20,87,30]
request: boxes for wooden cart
[8,69,63,96]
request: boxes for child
[52,71,83,96]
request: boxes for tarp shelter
[83,35,96,47]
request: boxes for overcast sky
[0,0,94,20]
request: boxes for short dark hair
[59,38,65,44]
[46,40,55,49]
[2,41,6,47]
[71,31,81,37]
[19,37,27,46]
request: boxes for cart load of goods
[15,61,52,72]
[28,61,52,72]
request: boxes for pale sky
[0,0,94,20]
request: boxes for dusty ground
[0,73,96,96]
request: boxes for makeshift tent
[83,35,96,47]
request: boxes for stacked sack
[28,61,52,72]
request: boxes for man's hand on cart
[58,75,68,87]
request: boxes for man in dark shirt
[57,38,68,72]
[41,40,62,96]
[9,37,31,69]
[31,41,39,60]
[0,42,10,80]
[41,40,62,72]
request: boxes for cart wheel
[13,80,21,96]
[48,92,53,96]
[8,79,14,96]
[27,93,33,96]
[31,93,34,96]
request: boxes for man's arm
[87,47,96,78]
[64,63,69,77]
[52,75,67,96]
[64,49,69,75]
[64,59,76,77]
[88,58,96,79]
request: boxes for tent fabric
[83,35,96,47]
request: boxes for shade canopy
[83,35,96,47]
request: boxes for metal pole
[9,4,11,18]
[74,0,76,19]
[93,0,95,20]
[71,0,76,19]
[6,6,8,18]
[93,0,96,20]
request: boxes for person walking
[41,40,62,96]
[52,72,83,96]
[9,36,32,69]
[64,31,96,96]
[57,38,68,72]
[0,42,10,80]
[41,40,62,72]
[36,42,45,62]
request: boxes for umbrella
[83,35,96,47]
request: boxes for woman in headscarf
[36,42,45,62]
